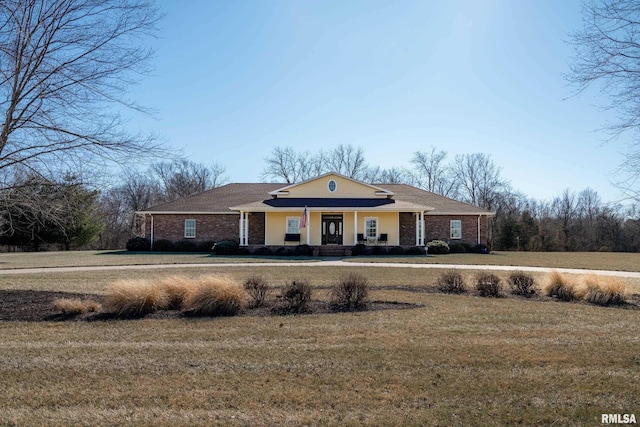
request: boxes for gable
[271,173,392,199]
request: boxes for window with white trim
[450,220,462,240]
[365,217,378,239]
[286,217,300,234]
[184,219,196,238]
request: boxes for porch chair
[378,233,388,246]
[357,233,366,245]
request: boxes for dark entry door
[322,215,343,245]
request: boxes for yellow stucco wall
[265,211,399,246]
[278,174,388,199]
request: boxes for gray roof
[139,182,493,216]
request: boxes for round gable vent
[328,179,337,192]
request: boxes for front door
[322,215,343,245]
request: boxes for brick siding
[399,212,416,246]
[144,214,239,243]
[424,215,490,246]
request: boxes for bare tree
[152,159,228,201]
[262,147,312,183]
[568,0,640,200]
[409,148,458,196]
[326,145,368,179]
[0,0,163,181]
[451,153,508,209]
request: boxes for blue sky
[128,0,629,203]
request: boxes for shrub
[244,275,270,307]
[437,270,467,294]
[153,239,175,252]
[157,275,197,310]
[387,246,405,255]
[213,240,239,255]
[236,247,251,255]
[427,240,450,254]
[105,279,166,318]
[53,298,102,316]
[196,240,216,252]
[183,276,246,316]
[475,272,502,297]
[278,279,313,314]
[543,271,581,301]
[508,271,537,297]
[330,273,370,311]
[582,275,626,306]
[174,239,198,252]
[448,243,467,253]
[405,246,426,255]
[126,237,151,251]
[351,244,369,256]
[275,247,293,256]
[371,245,387,255]
[252,246,273,256]
[294,244,313,256]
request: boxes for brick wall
[248,212,265,245]
[142,212,491,246]
[144,214,239,242]
[424,215,491,245]
[399,212,416,246]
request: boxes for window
[450,220,462,240]
[286,217,300,234]
[184,219,196,238]
[328,179,337,192]
[365,217,378,239]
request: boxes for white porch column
[239,211,246,246]
[416,211,425,246]
[415,212,419,246]
[306,211,311,245]
[354,211,358,245]
[420,211,425,246]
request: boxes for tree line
[4,143,637,252]
[262,145,640,253]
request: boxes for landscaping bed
[0,289,419,322]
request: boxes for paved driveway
[0,260,639,278]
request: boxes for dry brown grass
[1,292,639,426]
[105,279,167,318]
[542,271,582,301]
[581,275,627,306]
[156,275,198,310]
[182,275,246,317]
[52,298,101,315]
[0,263,639,425]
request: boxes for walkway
[1,260,639,278]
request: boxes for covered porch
[236,208,429,248]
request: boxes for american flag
[300,206,307,228]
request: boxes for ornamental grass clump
[105,279,166,318]
[53,298,102,316]
[243,275,270,308]
[474,272,502,297]
[543,271,581,301]
[182,276,246,317]
[157,275,197,310]
[581,275,627,306]
[278,279,313,314]
[330,273,370,311]
[507,271,537,297]
[436,270,467,294]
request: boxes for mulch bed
[0,289,420,322]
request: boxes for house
[137,172,494,254]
